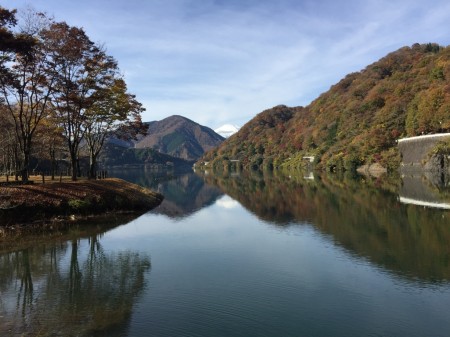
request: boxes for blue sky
[3,0,450,128]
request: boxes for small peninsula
[0,178,164,227]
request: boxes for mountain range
[99,115,224,168]
[199,43,450,172]
[135,115,224,161]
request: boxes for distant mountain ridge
[100,115,224,168]
[135,115,224,161]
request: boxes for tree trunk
[14,146,20,181]
[21,150,30,182]
[88,153,97,179]
[70,152,78,181]
[20,164,28,182]
[50,147,56,180]
[76,157,81,178]
[19,135,34,182]
[68,140,79,181]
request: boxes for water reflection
[400,173,450,209]
[0,233,150,336]
[0,213,143,253]
[201,170,450,283]
[110,169,223,219]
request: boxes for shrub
[68,199,91,212]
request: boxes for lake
[1,169,450,336]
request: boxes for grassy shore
[0,177,163,227]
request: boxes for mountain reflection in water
[201,170,450,283]
[110,169,223,219]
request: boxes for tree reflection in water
[0,235,150,336]
[201,170,450,283]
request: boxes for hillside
[200,43,450,172]
[98,143,193,170]
[99,115,224,169]
[135,115,224,161]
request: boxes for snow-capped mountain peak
[214,124,240,138]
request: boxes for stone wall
[398,133,450,172]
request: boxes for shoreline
[0,178,163,229]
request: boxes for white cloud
[4,0,450,128]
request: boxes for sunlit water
[1,170,450,336]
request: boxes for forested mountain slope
[99,115,224,169]
[135,115,224,161]
[200,43,450,171]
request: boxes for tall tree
[0,7,54,181]
[43,23,119,180]
[33,110,67,179]
[84,78,146,179]
[0,103,20,178]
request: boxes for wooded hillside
[135,115,224,161]
[200,43,450,171]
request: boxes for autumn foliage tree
[0,104,20,178]
[0,7,34,59]
[84,78,145,179]
[33,111,67,179]
[0,6,147,181]
[0,7,54,181]
[41,22,120,180]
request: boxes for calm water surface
[1,169,450,336]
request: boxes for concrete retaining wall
[398,133,450,172]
